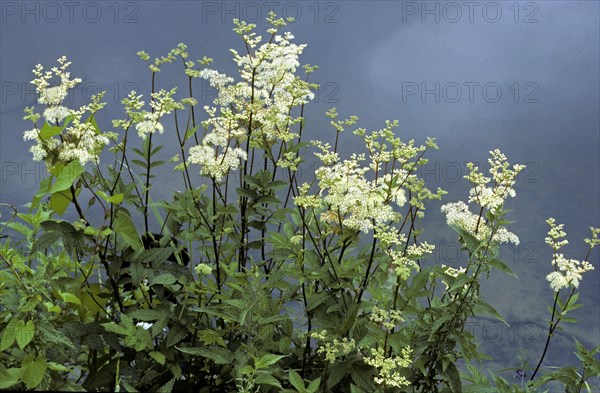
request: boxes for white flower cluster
[441,201,520,246]
[186,13,315,180]
[296,117,445,240]
[441,264,466,278]
[465,150,525,209]
[195,263,212,276]
[441,150,525,246]
[310,330,356,364]
[440,264,468,291]
[364,347,412,388]
[370,306,403,331]
[187,144,247,181]
[24,58,116,166]
[545,218,595,291]
[313,154,403,233]
[386,241,435,279]
[56,111,112,165]
[134,88,182,139]
[31,56,81,104]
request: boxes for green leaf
[150,273,177,286]
[445,362,462,393]
[114,209,142,250]
[49,189,73,215]
[150,160,166,168]
[184,125,199,141]
[32,231,61,253]
[39,122,62,141]
[350,366,373,391]
[157,377,175,393]
[59,291,82,305]
[487,258,516,277]
[165,324,188,347]
[0,367,22,389]
[289,369,305,392]
[47,361,69,372]
[150,351,166,365]
[108,193,125,204]
[128,309,168,321]
[327,360,351,387]
[49,161,84,194]
[101,322,132,336]
[21,354,47,389]
[0,318,19,351]
[16,320,35,349]
[176,347,234,364]
[255,354,286,369]
[197,329,225,347]
[255,372,282,389]
[306,377,321,393]
[473,300,509,326]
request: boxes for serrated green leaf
[150,273,177,286]
[157,377,175,393]
[306,377,321,393]
[165,324,188,347]
[445,362,462,393]
[197,329,225,347]
[256,354,286,369]
[289,369,305,392]
[255,372,282,389]
[327,360,351,387]
[101,322,132,336]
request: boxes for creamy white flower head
[545,254,594,291]
[200,69,234,89]
[136,119,164,139]
[39,86,68,105]
[544,219,595,291]
[31,56,81,105]
[195,263,212,276]
[43,105,70,123]
[187,145,247,181]
[442,264,467,278]
[441,201,519,246]
[364,347,412,388]
[58,118,111,165]
[24,59,113,165]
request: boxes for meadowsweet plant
[1,13,598,392]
